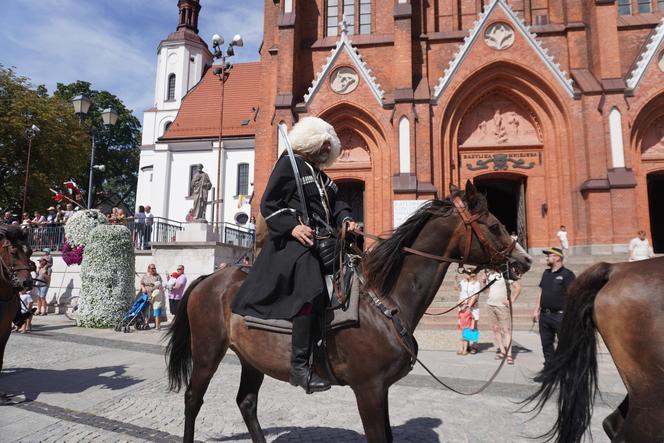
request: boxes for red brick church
[249,0,664,254]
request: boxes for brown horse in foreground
[166,182,533,442]
[526,257,664,443]
[0,225,35,374]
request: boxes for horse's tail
[524,261,613,443]
[165,275,208,392]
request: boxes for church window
[278,122,288,156]
[359,0,371,34]
[163,121,172,135]
[167,74,176,101]
[659,0,664,12]
[237,163,249,196]
[637,0,651,13]
[617,0,632,15]
[343,0,356,34]
[398,117,410,173]
[188,164,198,196]
[327,0,340,36]
[609,108,626,168]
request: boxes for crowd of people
[137,263,187,330]
[2,203,79,227]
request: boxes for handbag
[315,236,338,275]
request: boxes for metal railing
[212,222,255,249]
[126,217,183,250]
[24,218,256,251]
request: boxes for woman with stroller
[140,264,162,329]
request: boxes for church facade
[253,0,664,254]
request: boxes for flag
[64,180,80,195]
[237,194,245,208]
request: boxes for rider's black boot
[289,314,330,393]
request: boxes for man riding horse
[232,117,360,393]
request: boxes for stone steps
[420,253,630,330]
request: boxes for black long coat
[232,154,353,320]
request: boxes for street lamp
[71,95,118,208]
[211,32,243,227]
[22,124,41,215]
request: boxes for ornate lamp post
[21,124,41,215]
[211,33,243,226]
[71,95,118,208]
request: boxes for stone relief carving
[466,153,535,171]
[658,51,664,73]
[330,67,359,95]
[335,129,370,164]
[641,119,664,158]
[459,95,542,147]
[484,23,515,50]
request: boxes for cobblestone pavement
[0,316,625,442]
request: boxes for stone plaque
[336,129,370,164]
[484,22,515,50]
[330,67,359,95]
[393,200,427,228]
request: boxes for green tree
[54,81,141,209]
[0,66,89,216]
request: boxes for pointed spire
[177,0,201,34]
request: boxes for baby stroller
[114,293,150,333]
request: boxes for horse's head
[449,181,532,279]
[0,225,35,291]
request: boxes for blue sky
[0,0,263,118]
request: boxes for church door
[647,172,664,253]
[474,175,528,248]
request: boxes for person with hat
[46,207,57,224]
[34,257,52,316]
[533,247,575,364]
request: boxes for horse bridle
[361,195,517,271]
[0,239,35,291]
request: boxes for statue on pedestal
[191,164,212,222]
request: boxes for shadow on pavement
[0,365,142,401]
[210,417,443,442]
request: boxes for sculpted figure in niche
[191,164,212,222]
[641,123,664,157]
[459,95,541,147]
[335,129,370,164]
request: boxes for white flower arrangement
[64,209,108,247]
[77,224,135,328]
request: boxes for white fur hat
[287,116,341,169]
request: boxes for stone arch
[629,92,664,245]
[438,61,574,249]
[317,103,390,233]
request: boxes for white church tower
[142,0,211,145]
[137,0,212,218]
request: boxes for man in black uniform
[533,247,576,363]
[232,117,360,393]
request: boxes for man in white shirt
[556,225,569,256]
[629,230,653,261]
[485,270,521,364]
[144,205,154,250]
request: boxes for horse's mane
[362,190,487,297]
[0,225,27,243]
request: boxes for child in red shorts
[457,306,474,355]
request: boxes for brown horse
[0,225,35,373]
[166,181,533,442]
[525,257,664,443]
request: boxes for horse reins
[349,196,519,395]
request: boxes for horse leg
[603,395,628,440]
[612,402,664,443]
[236,362,266,443]
[0,323,11,373]
[353,384,392,443]
[183,340,228,443]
